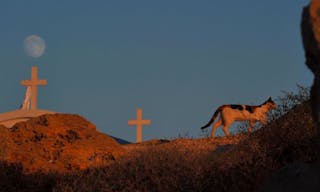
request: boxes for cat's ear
[267,97,272,102]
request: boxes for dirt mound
[0,113,125,173]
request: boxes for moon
[24,35,46,58]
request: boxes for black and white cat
[201,97,276,138]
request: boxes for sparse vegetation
[239,85,310,133]
[0,162,57,192]
[0,86,317,192]
[272,84,310,120]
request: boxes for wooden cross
[21,66,47,110]
[128,108,151,143]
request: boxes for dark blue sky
[0,0,312,142]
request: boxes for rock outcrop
[301,0,320,144]
[261,1,320,191]
[0,114,124,173]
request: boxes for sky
[0,0,313,142]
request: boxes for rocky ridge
[0,113,125,173]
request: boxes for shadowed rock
[301,0,320,144]
[261,1,320,191]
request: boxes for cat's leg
[260,118,268,126]
[211,119,222,138]
[222,120,232,137]
[248,121,255,133]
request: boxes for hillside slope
[0,100,317,191]
[53,101,317,192]
[0,113,125,173]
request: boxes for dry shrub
[0,161,56,192]
[54,141,217,192]
[0,86,317,192]
[201,85,317,191]
[52,86,318,191]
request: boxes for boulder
[261,1,320,191]
[301,0,320,142]
[0,113,125,173]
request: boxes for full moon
[24,35,46,58]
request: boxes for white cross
[128,108,151,143]
[21,66,47,110]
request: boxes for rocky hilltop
[0,113,124,173]
[0,97,317,191]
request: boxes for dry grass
[0,86,317,192]
[52,94,316,191]
[0,162,57,192]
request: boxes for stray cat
[201,97,276,138]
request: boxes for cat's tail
[200,106,224,129]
